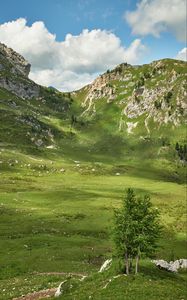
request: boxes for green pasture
[0,159,186,299]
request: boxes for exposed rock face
[78,59,186,132]
[0,42,40,98]
[81,75,115,115]
[124,79,187,127]
[0,76,40,99]
[81,63,131,114]
[0,43,30,77]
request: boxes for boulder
[153,259,187,272]
[153,260,170,270]
[55,280,67,297]
[168,260,180,272]
[99,259,112,273]
[179,259,187,269]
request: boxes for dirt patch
[34,271,86,277]
[12,288,56,300]
[12,272,87,300]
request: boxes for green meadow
[0,152,186,299]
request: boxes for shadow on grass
[139,264,186,283]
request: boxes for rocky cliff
[0,42,31,77]
[0,42,40,98]
[0,42,186,137]
[75,59,187,132]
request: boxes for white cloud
[30,69,97,92]
[0,18,146,91]
[175,48,187,61]
[125,0,186,42]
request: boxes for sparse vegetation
[135,77,145,88]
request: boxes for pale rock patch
[126,121,138,134]
[55,280,67,297]
[153,259,187,272]
[99,259,112,273]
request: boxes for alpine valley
[0,42,186,300]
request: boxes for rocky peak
[78,59,186,132]
[0,43,40,99]
[81,63,131,112]
[0,42,31,77]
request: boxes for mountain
[0,43,186,176]
[0,42,75,151]
[75,59,186,128]
[71,58,187,179]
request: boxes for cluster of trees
[70,114,86,129]
[164,91,173,104]
[115,63,128,73]
[106,63,128,75]
[152,64,166,76]
[113,189,161,274]
[71,114,77,128]
[134,71,152,90]
[134,95,141,103]
[135,77,145,89]
[161,137,170,147]
[42,87,72,113]
[175,142,187,161]
[154,91,173,110]
[154,100,161,109]
[143,72,151,79]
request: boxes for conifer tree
[113,188,161,274]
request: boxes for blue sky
[0,0,186,90]
[1,1,134,39]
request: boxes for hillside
[77,59,186,127]
[1,42,186,180]
[0,43,186,300]
[71,58,187,182]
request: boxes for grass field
[0,153,186,299]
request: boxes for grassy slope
[0,59,186,299]
[49,264,187,300]
[0,166,186,299]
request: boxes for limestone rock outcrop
[153,259,187,272]
[77,59,186,132]
[0,42,40,98]
[0,43,30,77]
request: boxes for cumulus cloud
[0,18,146,91]
[125,0,186,42]
[175,48,187,61]
[30,69,97,92]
